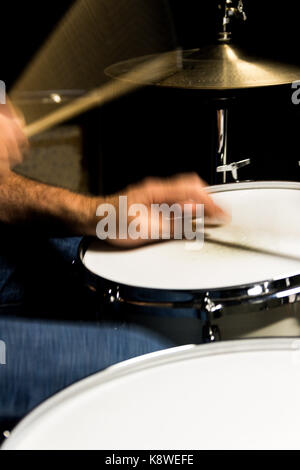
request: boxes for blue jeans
[0,228,176,424]
[0,316,174,422]
[0,224,83,312]
[0,227,200,425]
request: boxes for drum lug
[202,294,223,318]
[104,286,121,304]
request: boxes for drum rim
[206,180,300,193]
[3,337,300,450]
[78,181,300,312]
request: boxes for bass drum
[3,339,300,450]
[79,181,300,344]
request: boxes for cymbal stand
[214,0,249,184]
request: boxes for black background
[1,0,300,192]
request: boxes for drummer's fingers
[174,177,228,220]
[146,212,201,242]
[142,173,207,204]
[175,200,231,226]
[141,173,205,199]
[141,173,227,219]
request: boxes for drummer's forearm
[0,171,100,236]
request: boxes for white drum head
[83,182,300,290]
[4,338,300,450]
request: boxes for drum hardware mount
[99,280,300,341]
[84,268,300,343]
[217,158,251,182]
[214,97,253,185]
[105,287,121,304]
[103,285,220,313]
[202,294,222,342]
[220,0,247,38]
[2,430,10,440]
[216,106,229,184]
[103,285,223,343]
[103,285,203,309]
[202,324,221,343]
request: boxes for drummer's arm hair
[0,171,99,236]
[0,171,228,238]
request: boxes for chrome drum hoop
[78,238,300,319]
[206,180,300,193]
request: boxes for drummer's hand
[0,101,28,179]
[94,173,229,247]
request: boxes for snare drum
[3,338,300,450]
[79,181,300,343]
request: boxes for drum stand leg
[215,107,229,184]
[201,295,221,343]
[202,323,221,343]
[214,105,251,183]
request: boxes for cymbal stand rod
[216,107,229,183]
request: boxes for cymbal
[105,44,300,90]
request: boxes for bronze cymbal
[105,44,300,90]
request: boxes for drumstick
[204,223,300,261]
[204,235,300,262]
[191,218,300,260]
[22,50,181,138]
